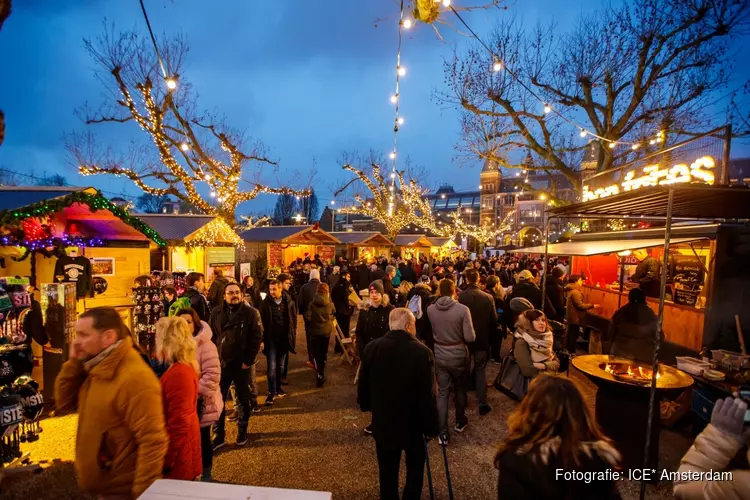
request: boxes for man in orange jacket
[56,307,167,499]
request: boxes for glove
[710,397,747,440]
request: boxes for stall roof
[509,237,706,256]
[0,187,166,245]
[136,214,220,242]
[426,237,453,247]
[0,186,87,211]
[239,225,341,245]
[394,234,433,247]
[547,185,750,220]
[330,232,394,246]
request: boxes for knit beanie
[369,280,385,295]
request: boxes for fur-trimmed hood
[518,436,621,468]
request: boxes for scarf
[514,327,553,353]
[84,340,123,372]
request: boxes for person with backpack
[406,277,434,350]
[183,272,210,322]
[208,283,263,450]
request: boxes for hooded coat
[193,321,222,427]
[513,315,560,378]
[304,293,336,338]
[608,302,662,363]
[496,436,622,499]
[565,282,594,326]
[355,299,394,353]
[426,296,476,365]
[54,337,167,498]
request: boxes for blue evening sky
[0,0,747,214]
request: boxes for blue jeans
[266,342,289,396]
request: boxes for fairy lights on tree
[235,215,271,233]
[67,25,308,224]
[437,207,515,245]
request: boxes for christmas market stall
[135,214,243,284]
[0,186,166,393]
[238,225,341,279]
[330,232,394,262]
[426,236,458,260]
[394,234,433,261]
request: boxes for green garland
[0,190,167,247]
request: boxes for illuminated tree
[442,0,750,189]
[235,214,271,232]
[438,207,515,246]
[334,152,436,239]
[66,25,307,223]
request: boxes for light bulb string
[448,5,660,148]
[391,0,406,200]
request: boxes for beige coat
[55,337,168,499]
[674,423,750,499]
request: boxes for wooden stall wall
[171,247,205,274]
[84,246,150,309]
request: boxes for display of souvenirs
[0,376,44,465]
[0,277,31,345]
[132,285,164,352]
[171,272,187,295]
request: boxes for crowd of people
[51,252,748,499]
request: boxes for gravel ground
[2,321,693,499]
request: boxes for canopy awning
[509,237,706,256]
[546,185,750,220]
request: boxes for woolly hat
[516,269,533,282]
[368,280,385,295]
[509,297,534,313]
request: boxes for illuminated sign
[582,156,716,202]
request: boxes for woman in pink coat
[177,307,222,482]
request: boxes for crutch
[424,436,435,500]
[440,432,455,500]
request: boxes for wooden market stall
[394,234,433,261]
[426,237,458,259]
[136,214,243,283]
[330,232,394,262]
[239,225,341,277]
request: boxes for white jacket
[673,423,750,499]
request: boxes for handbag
[494,355,529,401]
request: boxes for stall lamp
[617,250,632,257]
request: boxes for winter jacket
[357,264,371,292]
[327,272,341,291]
[400,264,417,284]
[160,362,202,481]
[426,296,476,365]
[208,302,264,368]
[259,294,297,353]
[496,436,622,500]
[297,278,321,316]
[193,321,222,427]
[54,337,167,498]
[609,302,662,363]
[407,284,434,349]
[206,276,230,310]
[513,315,560,378]
[674,423,750,499]
[358,330,439,448]
[545,275,566,322]
[392,269,402,287]
[630,256,661,298]
[565,283,594,326]
[355,301,394,351]
[383,276,396,303]
[331,277,354,316]
[304,294,335,338]
[241,284,262,309]
[458,284,498,352]
[504,281,556,331]
[183,287,210,322]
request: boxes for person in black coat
[183,272,211,322]
[209,283,264,448]
[400,261,417,284]
[331,271,355,354]
[259,280,298,403]
[545,267,566,323]
[358,308,439,500]
[495,375,622,500]
[355,280,394,359]
[297,269,322,365]
[241,275,262,309]
[458,269,498,416]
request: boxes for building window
[482,195,494,209]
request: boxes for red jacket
[161,362,202,480]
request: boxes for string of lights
[447,5,666,149]
[0,167,138,202]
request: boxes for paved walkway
[4,321,690,499]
